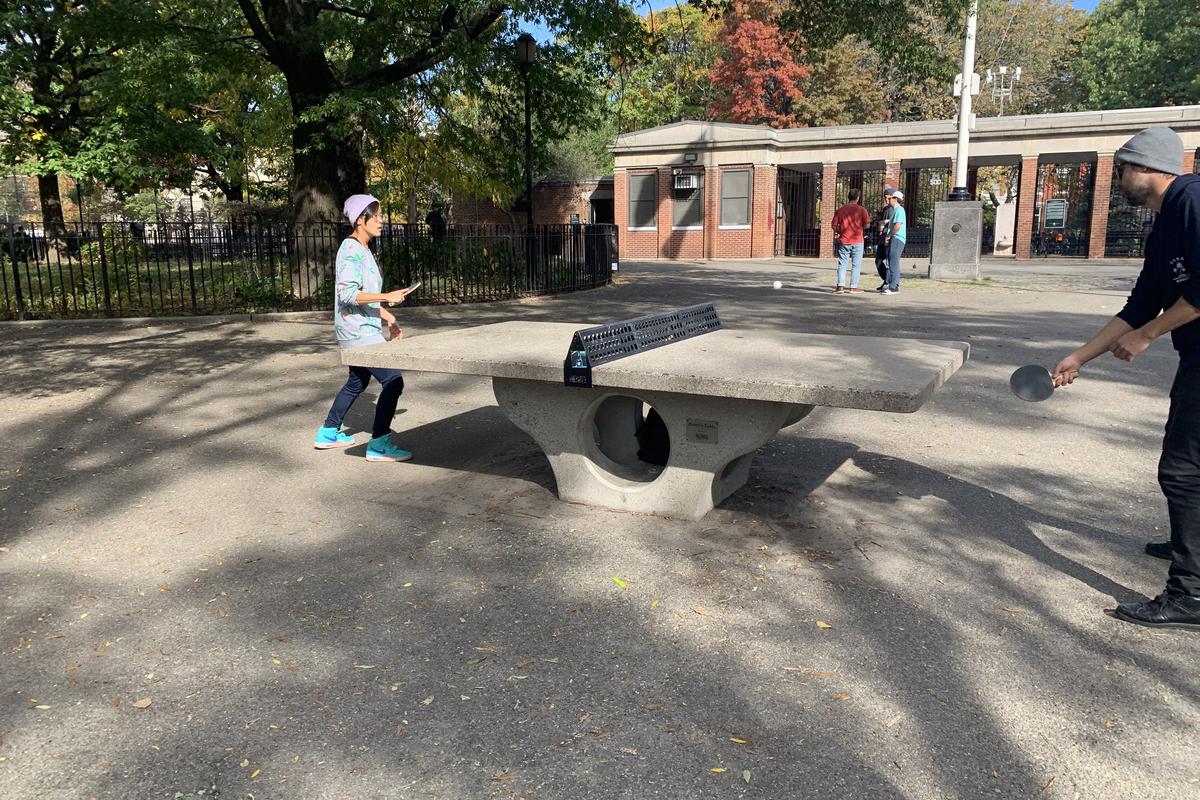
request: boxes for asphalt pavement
[1,256,1197,799]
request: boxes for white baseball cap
[891,190,904,201]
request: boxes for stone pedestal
[929,201,983,280]
[494,377,813,520]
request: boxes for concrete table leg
[493,377,813,520]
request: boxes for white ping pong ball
[772,280,782,289]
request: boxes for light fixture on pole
[985,64,1021,116]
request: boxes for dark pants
[1160,364,1200,596]
[323,365,405,439]
[886,238,906,291]
[875,245,888,282]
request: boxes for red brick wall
[751,165,777,258]
[885,161,901,192]
[711,166,753,259]
[1015,156,1039,260]
[1185,149,1197,175]
[661,167,703,260]
[818,163,838,259]
[613,164,778,260]
[1088,154,1114,259]
[617,169,660,259]
[452,182,604,226]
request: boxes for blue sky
[527,0,1102,41]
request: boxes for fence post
[96,223,114,318]
[6,223,26,321]
[185,222,198,313]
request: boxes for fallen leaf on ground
[491,773,519,782]
[815,621,832,629]
[692,607,712,617]
[612,577,626,589]
[710,767,726,774]
[644,703,664,711]
[250,769,260,779]
[831,693,850,701]
[421,697,433,705]
[1042,776,1055,793]
[742,769,751,783]
[132,699,152,709]
[394,725,407,737]
[729,737,747,744]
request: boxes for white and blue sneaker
[366,435,413,462]
[314,426,355,449]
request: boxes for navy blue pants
[323,365,405,439]
[1160,364,1200,596]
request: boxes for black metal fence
[0,220,618,320]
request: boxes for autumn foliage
[708,3,809,127]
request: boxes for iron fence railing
[0,221,618,320]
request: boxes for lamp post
[516,32,536,290]
[948,0,979,202]
[516,33,536,230]
[985,65,1021,116]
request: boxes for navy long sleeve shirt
[1117,174,1200,365]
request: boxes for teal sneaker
[314,426,355,450]
[366,435,412,462]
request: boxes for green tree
[0,1,141,234]
[971,0,1085,117]
[614,3,722,132]
[1072,0,1200,109]
[170,0,644,226]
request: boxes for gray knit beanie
[1115,127,1184,176]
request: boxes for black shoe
[1113,592,1200,631]
[1145,541,1172,560]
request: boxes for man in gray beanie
[1054,126,1200,630]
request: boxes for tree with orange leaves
[707,2,809,127]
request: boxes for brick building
[452,178,614,227]
[610,105,1200,261]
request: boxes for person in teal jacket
[879,190,907,294]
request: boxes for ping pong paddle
[1010,364,1055,402]
[386,281,421,307]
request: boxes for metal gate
[774,168,821,257]
[1105,169,1154,258]
[899,166,950,258]
[972,165,1021,256]
[1032,161,1094,257]
[836,169,887,255]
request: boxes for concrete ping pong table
[343,320,969,520]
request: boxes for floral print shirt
[333,238,386,349]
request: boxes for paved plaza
[2,257,1199,799]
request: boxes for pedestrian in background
[874,187,896,289]
[832,188,873,294]
[880,190,907,295]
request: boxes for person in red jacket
[831,188,873,293]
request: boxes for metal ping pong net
[563,303,722,388]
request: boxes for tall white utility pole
[950,0,979,201]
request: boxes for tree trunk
[289,100,367,298]
[37,173,67,239]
